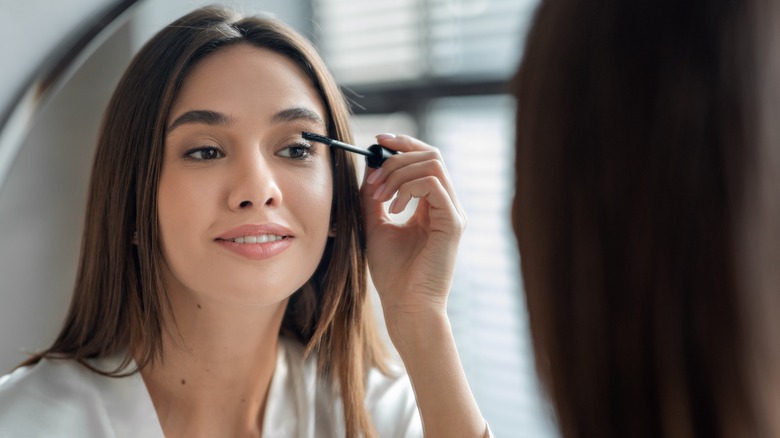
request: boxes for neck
[140,291,289,438]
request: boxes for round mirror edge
[0,0,146,192]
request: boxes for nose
[227,154,282,210]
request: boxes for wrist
[384,308,452,358]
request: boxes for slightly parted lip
[215,223,294,241]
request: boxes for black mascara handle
[366,144,398,168]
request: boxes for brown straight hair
[23,6,387,438]
[513,0,780,437]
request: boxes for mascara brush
[302,132,398,168]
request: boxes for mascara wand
[302,132,398,168]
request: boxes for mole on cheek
[181,379,186,385]
[197,304,202,309]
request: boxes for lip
[216,223,294,241]
[215,223,294,260]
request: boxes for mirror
[0,2,549,436]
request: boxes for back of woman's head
[25,6,384,437]
[513,0,780,436]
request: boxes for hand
[360,134,466,324]
[361,136,486,437]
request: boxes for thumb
[360,167,390,232]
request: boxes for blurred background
[0,0,555,435]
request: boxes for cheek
[308,173,334,204]
[157,172,187,259]
[287,170,334,229]
[157,169,215,248]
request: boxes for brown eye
[186,146,223,160]
[278,143,315,160]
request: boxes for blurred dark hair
[512,0,780,436]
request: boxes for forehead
[170,43,326,122]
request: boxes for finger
[371,135,445,180]
[373,156,447,203]
[369,149,445,184]
[360,167,392,231]
[369,133,465,219]
[375,133,437,154]
[371,153,464,219]
[387,176,466,233]
[370,134,457,189]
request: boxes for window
[425,95,556,436]
[313,0,536,84]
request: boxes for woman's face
[158,44,332,308]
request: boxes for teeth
[231,235,285,244]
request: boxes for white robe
[0,336,422,437]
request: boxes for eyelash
[182,143,316,161]
[185,146,223,161]
[278,142,317,160]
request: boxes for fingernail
[376,133,397,141]
[373,183,386,200]
[366,167,383,185]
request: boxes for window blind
[426,95,557,437]
[313,0,538,85]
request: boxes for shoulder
[0,356,163,438]
[0,358,107,436]
[275,337,422,437]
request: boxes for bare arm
[361,134,488,438]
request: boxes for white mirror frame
[0,0,143,191]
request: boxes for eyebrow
[271,106,325,125]
[167,110,234,131]
[167,106,325,132]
